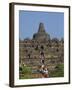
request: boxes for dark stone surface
[33,23,50,40]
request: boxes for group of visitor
[39,51,49,78]
[38,65,49,78]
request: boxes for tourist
[38,65,44,73]
[28,53,30,59]
[40,51,45,64]
[42,66,49,78]
[38,65,49,78]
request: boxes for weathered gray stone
[19,22,64,70]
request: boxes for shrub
[19,66,32,74]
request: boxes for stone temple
[19,22,64,78]
[33,23,50,40]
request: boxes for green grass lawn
[19,65,33,79]
[19,63,64,79]
[49,63,64,77]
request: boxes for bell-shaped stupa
[33,22,50,40]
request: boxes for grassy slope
[49,63,64,77]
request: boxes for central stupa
[33,22,50,40]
